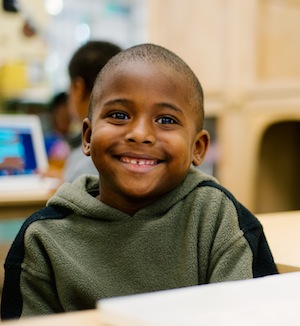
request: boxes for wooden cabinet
[147,0,300,213]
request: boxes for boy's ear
[82,118,92,157]
[192,130,210,166]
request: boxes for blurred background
[0,0,300,215]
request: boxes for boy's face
[82,60,209,214]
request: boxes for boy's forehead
[93,66,196,113]
[98,59,186,91]
[93,59,198,111]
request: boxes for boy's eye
[108,112,129,120]
[157,116,177,124]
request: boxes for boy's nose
[125,118,156,144]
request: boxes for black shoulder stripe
[197,180,278,277]
[1,205,70,320]
[197,180,258,231]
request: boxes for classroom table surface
[0,189,55,220]
[256,210,300,273]
[0,189,55,206]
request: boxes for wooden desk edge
[0,190,55,206]
[2,309,101,326]
[276,264,300,274]
[256,210,300,220]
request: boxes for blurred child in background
[44,92,71,177]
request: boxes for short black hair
[90,43,204,130]
[49,92,68,112]
[68,40,122,93]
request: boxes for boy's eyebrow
[102,98,129,106]
[156,102,183,114]
[103,98,183,114]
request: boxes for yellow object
[0,62,27,98]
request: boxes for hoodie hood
[47,167,217,221]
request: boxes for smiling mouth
[120,156,161,166]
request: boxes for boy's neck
[96,193,155,216]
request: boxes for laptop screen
[0,114,48,177]
[0,126,38,176]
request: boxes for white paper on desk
[98,272,300,326]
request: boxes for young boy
[1,44,277,320]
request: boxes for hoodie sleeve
[1,206,69,320]
[197,180,278,279]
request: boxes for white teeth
[121,157,157,165]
